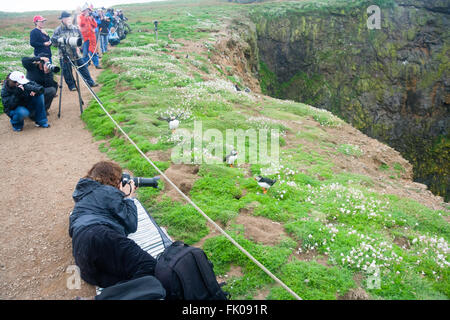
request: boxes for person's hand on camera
[30,91,36,97]
[44,41,51,46]
[40,57,49,63]
[119,180,136,198]
[17,84,24,90]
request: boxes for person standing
[30,15,52,63]
[92,8,102,56]
[51,11,98,91]
[78,4,102,69]
[98,13,111,54]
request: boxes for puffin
[158,114,180,133]
[224,150,238,167]
[255,176,276,194]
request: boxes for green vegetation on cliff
[250,0,449,201]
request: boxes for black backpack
[154,241,229,300]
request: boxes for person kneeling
[69,161,157,289]
[22,54,58,114]
[1,71,50,132]
[108,27,120,46]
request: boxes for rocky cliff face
[246,0,449,200]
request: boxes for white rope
[75,38,101,69]
[71,64,303,301]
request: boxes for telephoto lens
[45,62,60,73]
[122,173,160,188]
[133,176,160,188]
[57,36,82,48]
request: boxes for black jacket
[69,178,138,238]
[22,57,58,89]
[1,80,44,114]
[30,28,52,58]
[98,19,110,35]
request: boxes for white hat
[9,71,29,85]
[81,3,90,11]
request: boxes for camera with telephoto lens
[57,36,82,48]
[44,61,60,73]
[121,173,160,188]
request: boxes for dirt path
[0,67,105,299]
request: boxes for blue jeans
[61,57,96,89]
[8,94,48,130]
[100,34,108,53]
[82,40,99,67]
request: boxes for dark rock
[248,0,449,200]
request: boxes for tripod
[57,50,84,118]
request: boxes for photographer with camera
[98,12,111,54]
[78,4,102,69]
[51,11,98,91]
[30,15,53,63]
[69,161,159,288]
[1,71,50,131]
[22,53,59,113]
[117,10,131,36]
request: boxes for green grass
[152,197,209,244]
[203,233,296,299]
[1,0,448,300]
[268,260,355,300]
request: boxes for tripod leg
[58,59,64,118]
[75,68,84,115]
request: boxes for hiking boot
[95,66,103,69]
[91,82,99,87]
[35,123,51,128]
[70,87,77,92]
[12,127,23,132]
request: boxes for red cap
[33,15,47,23]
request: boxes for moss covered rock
[248,0,449,200]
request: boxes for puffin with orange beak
[255,176,276,194]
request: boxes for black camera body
[23,81,44,95]
[122,173,160,188]
[32,57,60,73]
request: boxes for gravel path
[0,68,105,299]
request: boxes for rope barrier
[75,37,101,69]
[69,59,303,301]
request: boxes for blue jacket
[69,178,138,238]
